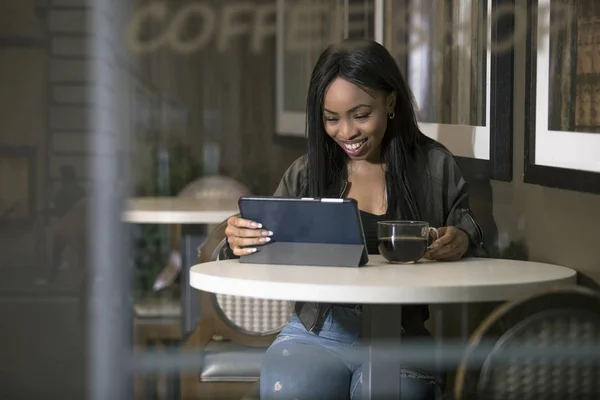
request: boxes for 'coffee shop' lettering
[124,1,368,55]
[124,1,573,55]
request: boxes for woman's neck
[348,159,386,175]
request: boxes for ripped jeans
[260,306,445,400]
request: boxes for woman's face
[322,78,395,162]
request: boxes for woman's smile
[340,138,368,156]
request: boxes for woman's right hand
[225,216,273,256]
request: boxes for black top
[359,210,388,254]
[336,210,386,310]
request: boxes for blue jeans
[260,306,445,399]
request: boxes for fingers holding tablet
[225,216,274,256]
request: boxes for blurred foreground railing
[130,340,600,373]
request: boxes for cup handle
[427,227,439,249]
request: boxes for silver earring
[388,111,395,120]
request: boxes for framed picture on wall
[275,0,376,138]
[524,0,600,194]
[382,0,514,182]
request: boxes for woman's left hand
[424,226,469,261]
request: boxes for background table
[123,197,238,334]
[190,255,576,399]
[123,197,238,224]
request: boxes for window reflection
[283,0,375,112]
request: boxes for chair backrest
[159,175,251,285]
[454,286,600,400]
[178,176,251,200]
[197,220,290,347]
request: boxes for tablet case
[238,197,368,267]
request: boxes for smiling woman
[303,39,431,220]
[223,38,485,400]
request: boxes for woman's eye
[325,117,339,123]
[355,114,370,120]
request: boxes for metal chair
[454,285,600,399]
[180,220,290,400]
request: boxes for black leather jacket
[220,144,485,332]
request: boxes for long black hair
[305,39,436,220]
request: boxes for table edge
[189,266,577,304]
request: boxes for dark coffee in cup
[378,236,428,263]
[377,221,438,264]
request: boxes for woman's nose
[339,121,360,140]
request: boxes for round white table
[190,255,576,399]
[189,255,576,304]
[123,197,238,224]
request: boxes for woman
[223,39,484,399]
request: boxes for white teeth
[343,140,365,151]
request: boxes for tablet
[238,196,369,267]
